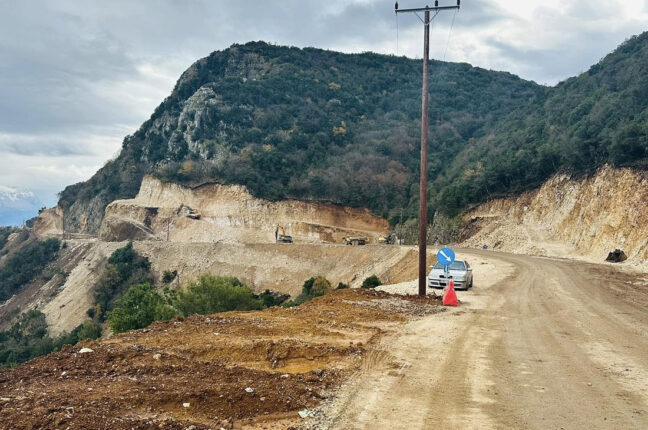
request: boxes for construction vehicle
[275,225,293,243]
[177,204,201,220]
[342,236,367,246]
[187,208,201,220]
[377,233,398,245]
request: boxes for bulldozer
[275,224,293,243]
[342,236,367,246]
[377,232,398,245]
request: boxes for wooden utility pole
[395,1,460,296]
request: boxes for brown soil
[0,289,440,429]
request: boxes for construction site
[2,2,648,428]
[0,164,647,429]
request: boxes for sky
[0,0,647,224]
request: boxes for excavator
[275,224,293,243]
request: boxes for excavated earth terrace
[0,289,441,430]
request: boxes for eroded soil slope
[99,176,389,244]
[0,289,440,430]
[462,165,648,269]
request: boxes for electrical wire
[396,10,399,55]
[442,8,458,61]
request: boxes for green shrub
[0,238,60,303]
[336,282,349,290]
[162,270,178,284]
[0,310,101,368]
[257,289,288,307]
[108,283,178,334]
[76,320,102,341]
[0,227,19,251]
[311,276,332,296]
[301,277,316,295]
[361,275,382,289]
[171,275,263,317]
[93,242,153,319]
[284,276,334,307]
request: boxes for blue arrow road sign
[437,247,456,266]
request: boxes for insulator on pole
[457,0,461,6]
[435,1,439,6]
[395,2,399,10]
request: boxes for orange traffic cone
[443,279,459,307]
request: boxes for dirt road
[325,249,648,429]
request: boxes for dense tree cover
[0,238,60,303]
[0,310,101,368]
[59,34,648,228]
[93,242,153,319]
[434,32,648,215]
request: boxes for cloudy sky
[1,0,647,224]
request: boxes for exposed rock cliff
[461,166,648,269]
[99,175,390,244]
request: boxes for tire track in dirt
[321,250,648,429]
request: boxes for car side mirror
[467,268,472,272]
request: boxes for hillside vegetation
[0,238,60,303]
[59,34,648,232]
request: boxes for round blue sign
[437,247,456,266]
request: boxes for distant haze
[0,0,647,225]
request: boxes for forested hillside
[59,33,648,232]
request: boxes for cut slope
[99,175,389,244]
[461,165,648,269]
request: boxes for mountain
[0,186,43,226]
[58,35,648,234]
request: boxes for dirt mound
[461,165,648,269]
[0,289,439,429]
[99,176,389,244]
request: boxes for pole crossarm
[395,5,460,13]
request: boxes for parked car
[428,259,473,290]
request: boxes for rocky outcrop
[461,165,648,268]
[99,176,390,244]
[32,206,64,238]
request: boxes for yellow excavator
[275,224,293,243]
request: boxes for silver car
[428,260,473,290]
